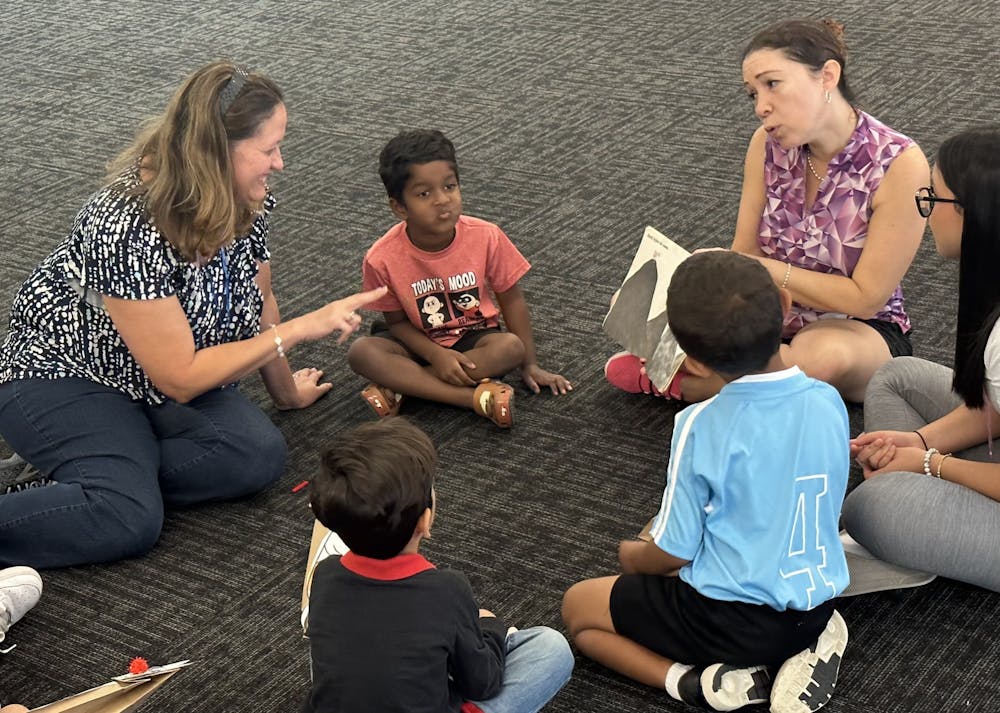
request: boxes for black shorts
[609,574,833,667]
[369,322,503,365]
[782,318,912,358]
[854,318,913,358]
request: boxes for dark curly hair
[378,129,459,205]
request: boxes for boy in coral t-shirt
[348,130,570,427]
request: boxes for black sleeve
[446,572,507,701]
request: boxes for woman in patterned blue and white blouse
[0,62,385,568]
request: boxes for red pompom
[128,657,150,674]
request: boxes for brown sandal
[473,380,514,428]
[360,384,403,418]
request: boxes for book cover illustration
[603,226,690,391]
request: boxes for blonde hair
[106,61,284,261]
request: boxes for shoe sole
[702,664,771,711]
[770,610,848,713]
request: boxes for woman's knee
[231,417,286,492]
[81,486,165,562]
[866,356,921,400]
[790,339,854,384]
[110,516,164,560]
[190,405,286,495]
[256,422,287,486]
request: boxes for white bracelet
[922,448,939,477]
[780,262,792,289]
[269,323,286,359]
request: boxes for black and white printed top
[0,169,274,405]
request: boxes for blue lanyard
[218,248,233,340]
[220,248,232,315]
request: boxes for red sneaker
[604,351,662,395]
[604,351,686,399]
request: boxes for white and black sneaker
[770,610,848,713]
[0,454,51,495]
[701,663,772,711]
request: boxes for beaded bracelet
[922,448,939,477]
[269,323,286,359]
[781,262,792,289]
[936,453,953,479]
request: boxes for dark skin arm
[385,310,478,386]
[495,283,572,394]
[618,539,689,576]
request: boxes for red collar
[340,552,436,580]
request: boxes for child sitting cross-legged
[562,251,850,713]
[347,129,571,428]
[303,417,574,713]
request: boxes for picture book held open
[603,226,690,391]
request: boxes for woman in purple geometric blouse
[606,19,929,403]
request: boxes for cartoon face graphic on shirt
[450,289,483,321]
[419,292,450,330]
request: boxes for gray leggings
[842,357,1000,593]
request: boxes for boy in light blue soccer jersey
[563,251,849,713]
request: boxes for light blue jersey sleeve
[650,402,714,561]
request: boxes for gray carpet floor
[2,0,999,711]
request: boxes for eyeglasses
[915,186,961,218]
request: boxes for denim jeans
[842,357,1000,592]
[0,377,285,568]
[469,626,574,713]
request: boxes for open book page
[30,662,189,712]
[301,520,350,635]
[603,226,690,391]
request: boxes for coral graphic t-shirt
[362,215,530,347]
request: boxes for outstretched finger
[340,286,389,311]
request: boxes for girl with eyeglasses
[846,127,1000,593]
[605,19,929,404]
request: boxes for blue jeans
[0,377,285,568]
[468,626,574,713]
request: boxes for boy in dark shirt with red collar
[303,417,573,713]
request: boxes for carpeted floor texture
[2,1,998,711]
